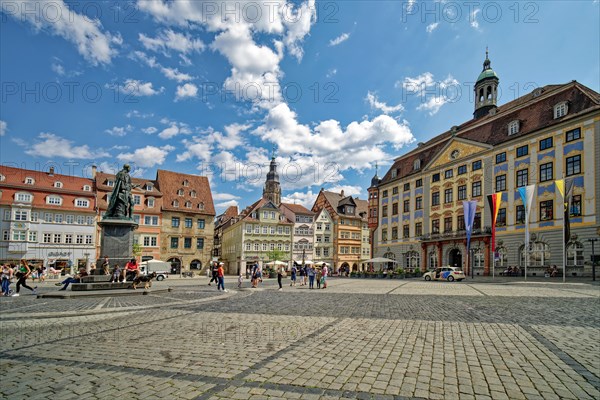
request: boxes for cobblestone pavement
[0,277,598,399]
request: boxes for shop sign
[48,251,72,257]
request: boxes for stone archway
[167,257,181,274]
[190,259,202,270]
[448,248,462,269]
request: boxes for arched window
[567,242,584,266]
[496,246,508,268]
[486,86,492,100]
[473,248,485,269]
[554,102,568,119]
[522,241,550,266]
[413,159,421,170]
[190,190,197,198]
[405,251,420,272]
[429,250,438,270]
[479,88,484,102]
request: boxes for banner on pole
[463,200,478,252]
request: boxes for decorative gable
[428,138,492,170]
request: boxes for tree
[132,243,142,259]
[266,249,286,261]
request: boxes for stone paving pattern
[0,277,598,399]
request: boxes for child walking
[237,273,243,289]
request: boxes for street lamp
[587,238,598,281]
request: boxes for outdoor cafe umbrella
[362,257,397,272]
[265,260,287,266]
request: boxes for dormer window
[83,185,91,191]
[173,200,179,207]
[185,201,192,208]
[346,206,354,214]
[75,198,90,208]
[145,183,153,191]
[199,202,205,210]
[47,195,62,205]
[508,120,520,135]
[0,174,5,182]
[54,181,63,188]
[183,179,190,187]
[106,180,114,187]
[25,177,35,185]
[391,169,397,178]
[190,190,197,198]
[15,192,33,203]
[554,102,568,119]
[413,159,421,170]
[177,189,184,196]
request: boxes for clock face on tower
[450,150,460,159]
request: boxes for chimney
[48,167,54,176]
[91,165,97,179]
[340,190,345,197]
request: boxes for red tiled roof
[95,172,162,214]
[0,165,95,212]
[156,170,215,216]
[280,203,315,215]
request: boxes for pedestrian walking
[316,267,322,289]
[277,266,283,291]
[238,273,243,288]
[209,261,219,286]
[303,265,308,286]
[308,265,315,289]
[290,265,297,286]
[13,260,37,296]
[322,263,328,289]
[299,266,305,286]
[217,262,227,292]
[1,263,13,296]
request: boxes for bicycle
[182,271,194,278]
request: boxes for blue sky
[1,0,599,214]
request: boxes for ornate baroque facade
[373,54,600,277]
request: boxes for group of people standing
[289,263,328,290]
[208,261,227,291]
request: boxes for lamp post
[588,238,598,281]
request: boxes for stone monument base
[97,218,139,269]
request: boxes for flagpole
[562,175,566,283]
[562,210,566,283]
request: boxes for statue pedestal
[97,218,138,268]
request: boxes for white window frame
[25,177,35,185]
[47,196,62,205]
[554,102,568,119]
[31,212,38,222]
[16,192,33,203]
[54,181,63,188]
[66,215,74,224]
[54,214,63,223]
[13,230,27,241]
[14,210,28,221]
[83,185,91,191]
[64,234,73,244]
[508,120,520,135]
[28,231,37,242]
[147,198,155,207]
[75,198,89,208]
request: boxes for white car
[423,266,465,282]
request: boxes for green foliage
[266,249,286,262]
[132,243,142,257]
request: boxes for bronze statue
[105,164,135,219]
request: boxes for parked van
[140,260,170,281]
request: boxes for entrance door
[449,249,462,269]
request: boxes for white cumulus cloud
[139,29,205,55]
[24,132,109,159]
[0,120,6,136]
[175,83,199,101]
[117,145,174,168]
[426,22,439,33]
[104,125,133,137]
[4,0,118,65]
[398,73,460,115]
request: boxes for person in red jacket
[217,262,227,292]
